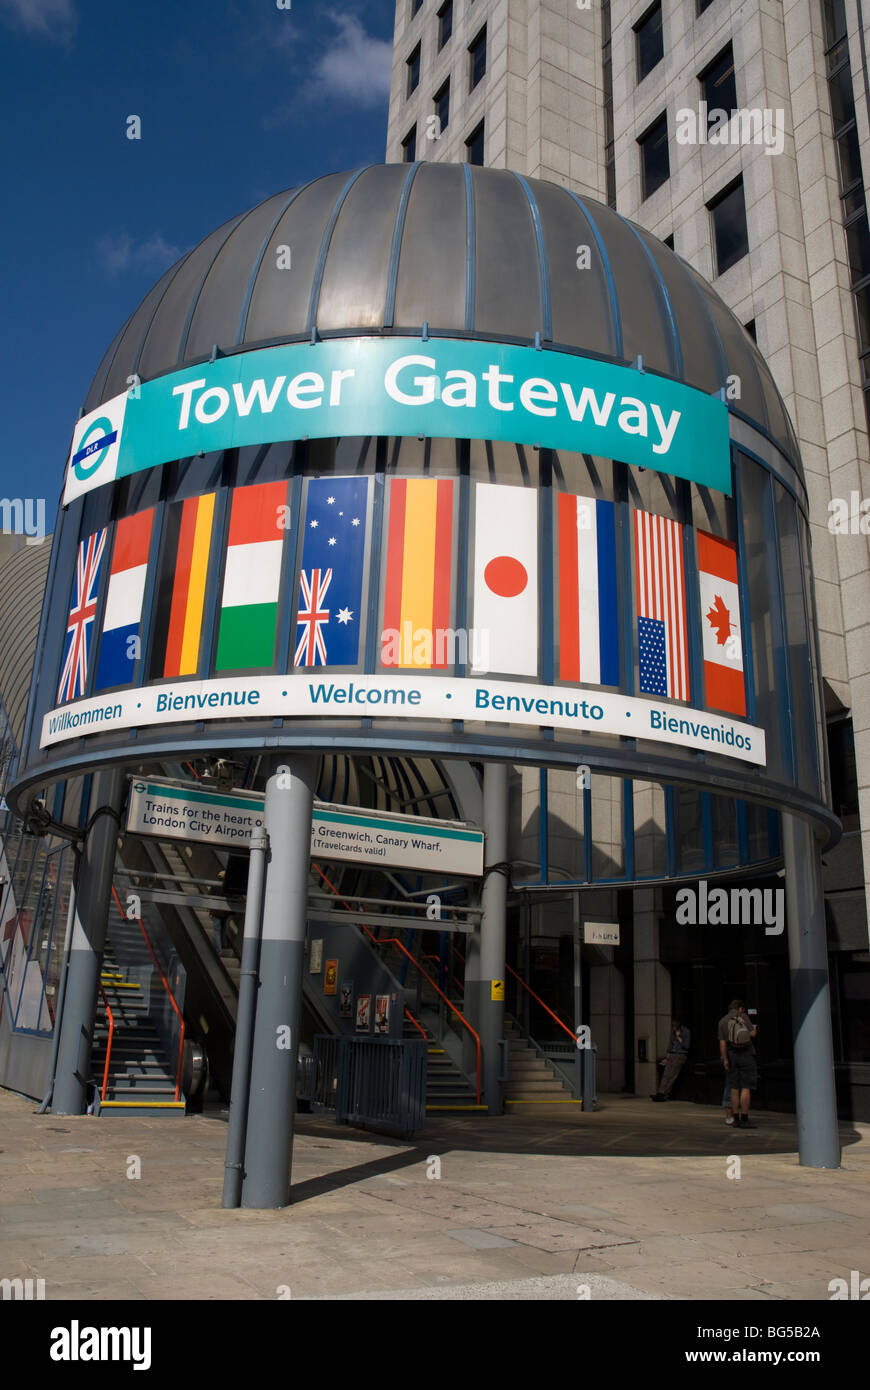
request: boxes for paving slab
[1,1089,868,1302]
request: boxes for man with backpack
[717,998,758,1127]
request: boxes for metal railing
[336,1036,427,1137]
[109,885,186,1102]
[312,862,482,1103]
[99,986,114,1103]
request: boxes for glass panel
[635,2,663,82]
[710,180,749,274]
[590,773,625,878]
[739,460,786,782]
[701,46,737,124]
[828,63,856,133]
[676,787,705,873]
[546,768,585,880]
[712,795,739,868]
[470,27,486,88]
[836,125,863,193]
[640,113,670,199]
[633,779,667,876]
[846,211,870,282]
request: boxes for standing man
[651,1018,691,1101]
[718,999,758,1127]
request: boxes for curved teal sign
[64,336,731,503]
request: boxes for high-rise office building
[387,0,870,1090]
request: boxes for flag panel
[294,476,370,668]
[215,480,287,671]
[95,508,154,691]
[57,528,107,703]
[634,508,689,702]
[150,493,216,680]
[382,478,454,669]
[557,494,619,686]
[472,483,538,677]
[698,529,746,716]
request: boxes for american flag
[295,568,332,667]
[57,528,107,703]
[634,508,689,702]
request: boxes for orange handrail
[110,885,186,1102]
[504,963,577,1046]
[99,985,114,1103]
[312,862,482,1103]
[404,1007,428,1041]
[422,952,465,995]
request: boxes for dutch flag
[557,494,619,687]
[94,509,154,691]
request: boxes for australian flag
[294,477,369,667]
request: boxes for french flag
[557,494,619,686]
[94,508,154,691]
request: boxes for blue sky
[0,0,396,515]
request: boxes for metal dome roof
[85,162,799,466]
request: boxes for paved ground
[1,1090,868,1301]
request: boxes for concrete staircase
[402,1014,483,1111]
[92,916,185,1118]
[503,1018,578,1105]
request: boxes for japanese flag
[698,530,746,717]
[472,483,538,676]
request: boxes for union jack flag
[57,528,107,703]
[295,568,332,667]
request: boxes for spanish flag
[382,478,454,668]
[151,493,215,679]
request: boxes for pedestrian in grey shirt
[651,1019,691,1101]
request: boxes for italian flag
[215,481,287,671]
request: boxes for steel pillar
[479,761,509,1115]
[240,756,317,1208]
[782,813,840,1168]
[52,767,125,1115]
[222,826,267,1208]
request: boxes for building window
[469,26,487,89]
[402,126,417,162]
[438,0,453,49]
[697,0,717,12]
[639,113,669,199]
[411,0,423,17]
[709,178,749,273]
[407,44,421,97]
[435,79,450,133]
[634,2,664,83]
[663,233,675,249]
[466,121,485,165]
[743,319,757,342]
[700,44,737,136]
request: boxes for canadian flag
[697,530,746,717]
[472,483,538,676]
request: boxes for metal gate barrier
[301,1034,427,1137]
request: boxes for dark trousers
[659,1052,687,1096]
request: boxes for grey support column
[222,825,267,1209]
[52,767,125,1115]
[782,813,840,1169]
[241,756,317,1208]
[479,761,509,1115]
